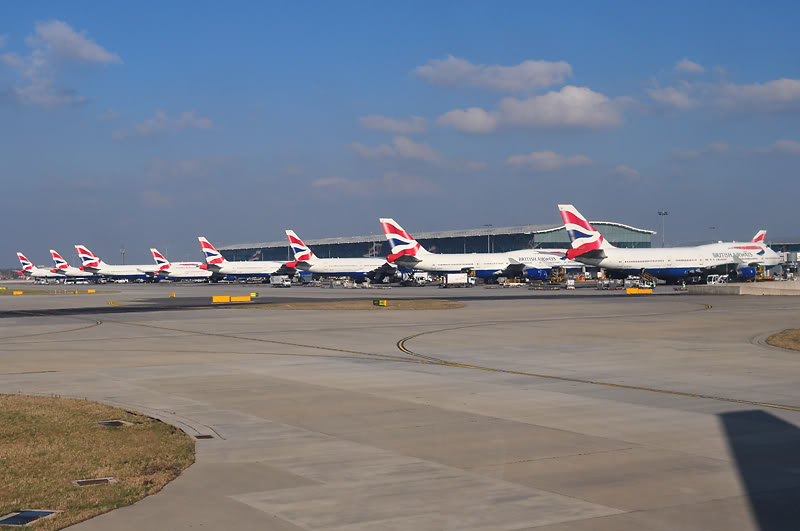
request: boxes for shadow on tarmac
[720,410,800,531]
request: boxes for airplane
[50,250,96,280]
[197,237,294,280]
[16,252,65,281]
[379,218,581,280]
[150,248,212,280]
[74,245,161,280]
[558,204,781,282]
[285,230,396,283]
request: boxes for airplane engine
[732,266,756,281]
[526,268,549,281]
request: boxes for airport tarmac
[1,285,798,530]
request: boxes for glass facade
[220,223,654,261]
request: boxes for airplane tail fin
[150,248,171,271]
[198,237,227,267]
[50,250,70,271]
[379,218,430,263]
[74,245,103,269]
[558,204,613,259]
[285,230,316,267]
[752,230,767,243]
[16,252,34,272]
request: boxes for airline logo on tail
[285,230,314,264]
[16,252,34,272]
[733,230,769,254]
[198,237,226,266]
[752,230,767,243]
[151,248,170,271]
[74,245,102,269]
[50,250,70,270]
[558,204,608,259]
[379,218,427,263]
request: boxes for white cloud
[715,78,800,112]
[312,172,439,197]
[27,20,121,64]
[391,135,439,163]
[0,20,120,107]
[674,141,729,160]
[350,136,486,171]
[113,111,212,139]
[350,142,395,158]
[350,136,439,163]
[758,139,800,154]
[505,151,591,171]
[675,58,705,74]
[415,55,572,92]
[613,165,641,183]
[647,86,697,109]
[359,115,426,134]
[706,141,729,153]
[499,86,622,128]
[97,108,120,120]
[439,86,622,133]
[437,107,498,133]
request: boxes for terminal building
[218,222,657,262]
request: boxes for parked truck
[270,275,292,287]
[440,273,474,287]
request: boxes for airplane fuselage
[396,249,582,278]
[576,242,780,278]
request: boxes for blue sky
[2,2,800,266]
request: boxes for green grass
[0,395,194,530]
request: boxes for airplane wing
[273,263,297,276]
[366,262,398,282]
[500,258,527,277]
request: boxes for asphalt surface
[1,281,798,530]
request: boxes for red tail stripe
[560,211,596,232]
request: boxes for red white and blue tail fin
[198,237,227,267]
[558,204,613,259]
[16,252,34,272]
[751,230,767,243]
[50,250,70,271]
[74,245,103,269]
[150,248,171,271]
[285,230,316,266]
[379,218,431,263]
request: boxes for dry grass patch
[766,329,800,351]
[239,299,465,311]
[0,395,194,530]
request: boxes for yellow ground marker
[230,296,251,302]
[12,290,24,295]
[169,292,176,298]
[626,288,653,294]
[373,299,388,307]
[212,295,231,303]
[249,292,259,298]
[88,289,96,294]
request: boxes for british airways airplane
[16,252,64,280]
[379,218,581,280]
[150,248,212,280]
[558,204,781,281]
[285,230,395,282]
[50,250,95,279]
[197,237,294,279]
[74,245,160,280]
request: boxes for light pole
[657,211,668,247]
[708,226,717,243]
[483,224,492,253]
[120,245,126,265]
